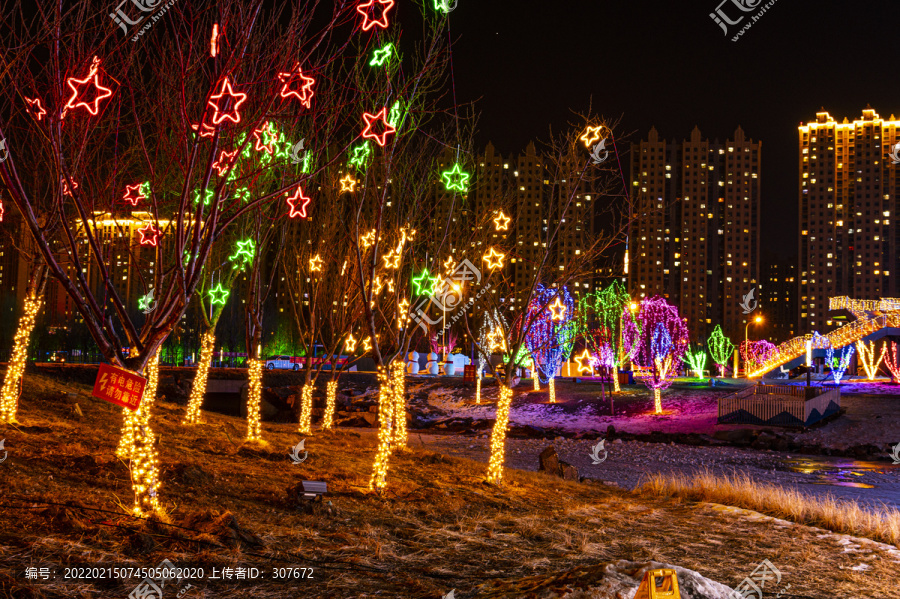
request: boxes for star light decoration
[252,122,280,155]
[212,149,239,176]
[493,211,511,231]
[138,223,161,246]
[278,63,316,108]
[25,97,46,121]
[193,189,216,206]
[574,349,594,375]
[482,248,505,270]
[412,269,440,296]
[345,334,358,353]
[122,182,150,207]
[309,254,324,272]
[138,291,155,313]
[382,246,402,269]
[441,163,470,193]
[580,125,604,148]
[443,255,457,277]
[62,179,78,197]
[360,229,377,249]
[370,43,395,67]
[349,141,372,170]
[361,108,397,146]
[286,187,312,218]
[548,297,568,321]
[208,283,230,306]
[340,174,358,193]
[64,56,113,117]
[388,100,404,129]
[229,239,255,268]
[357,0,395,31]
[207,77,247,125]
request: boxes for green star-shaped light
[441,163,470,193]
[300,150,313,174]
[433,0,454,13]
[209,283,230,306]
[193,188,216,206]
[388,100,404,130]
[412,269,440,296]
[229,238,255,267]
[349,141,372,171]
[138,291,154,312]
[369,43,395,67]
[234,187,251,203]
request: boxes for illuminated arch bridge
[748,296,900,378]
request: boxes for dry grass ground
[0,369,895,598]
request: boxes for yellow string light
[548,376,556,403]
[532,359,540,390]
[183,330,215,424]
[115,353,162,518]
[368,366,394,492]
[612,370,621,393]
[652,354,672,414]
[246,358,263,441]
[856,340,884,380]
[476,373,481,404]
[487,386,514,485]
[0,293,42,422]
[389,361,406,447]
[323,380,337,429]
[298,382,314,435]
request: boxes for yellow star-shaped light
[487,328,506,352]
[340,174,358,193]
[373,276,385,295]
[360,229,377,249]
[345,334,357,352]
[580,125,604,148]
[493,210,511,231]
[548,296,567,321]
[363,337,372,352]
[482,247,505,270]
[397,298,410,327]
[443,255,457,276]
[309,254,324,272]
[383,247,402,269]
[574,349,594,374]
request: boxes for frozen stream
[413,433,900,512]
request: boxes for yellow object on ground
[634,568,680,599]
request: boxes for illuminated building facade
[798,107,900,332]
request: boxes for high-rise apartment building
[798,107,900,332]
[630,126,761,342]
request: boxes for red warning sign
[91,363,147,411]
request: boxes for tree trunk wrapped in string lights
[298,383,314,435]
[245,359,263,442]
[369,365,395,492]
[322,380,338,429]
[883,342,900,383]
[486,386,514,484]
[0,292,42,423]
[476,309,507,403]
[183,330,216,424]
[856,340,883,380]
[389,361,407,447]
[524,285,576,402]
[116,353,162,517]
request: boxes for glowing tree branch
[682,346,707,379]
[524,286,576,400]
[577,280,631,391]
[740,339,777,372]
[622,296,689,414]
[707,325,735,377]
[883,342,900,383]
[476,309,507,404]
[856,340,883,380]
[826,344,854,384]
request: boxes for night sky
[445,0,900,260]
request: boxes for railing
[718,384,841,427]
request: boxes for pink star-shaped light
[213,149,239,176]
[64,56,113,116]
[285,187,311,218]
[207,77,247,125]
[361,107,396,147]
[25,96,46,121]
[277,63,316,109]
[138,223,162,246]
[357,0,395,31]
[122,183,148,206]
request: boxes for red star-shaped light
[122,183,148,207]
[207,77,247,125]
[191,119,216,138]
[277,63,316,109]
[357,0,395,31]
[213,149,239,176]
[62,179,78,197]
[64,56,114,117]
[138,223,162,247]
[285,187,311,218]
[251,122,278,155]
[361,107,396,147]
[25,97,46,121]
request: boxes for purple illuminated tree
[622,296,688,413]
[524,285,576,403]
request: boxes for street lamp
[743,314,763,377]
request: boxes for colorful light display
[412,269,440,296]
[357,0,395,31]
[525,286,576,396]
[0,292,42,423]
[361,107,397,146]
[246,358,263,441]
[826,344,854,384]
[493,211,511,231]
[682,346,707,379]
[208,283,230,306]
[137,223,161,246]
[213,149,239,176]
[856,340,884,381]
[184,330,215,425]
[883,342,900,383]
[25,96,46,121]
[277,63,316,108]
[323,380,338,430]
[622,296,688,414]
[548,297,568,321]
[740,339,777,371]
[482,248,505,270]
[64,56,113,116]
[579,125,603,148]
[229,239,255,268]
[207,77,247,125]
[122,182,150,206]
[574,349,594,375]
[286,187,312,218]
[577,281,631,392]
[441,163,470,193]
[370,43,395,67]
[707,325,735,377]
[486,386,514,484]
